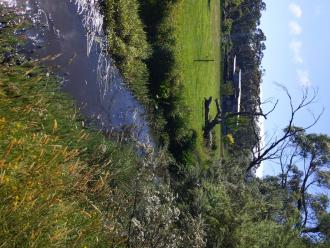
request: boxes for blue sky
[259,0,330,175]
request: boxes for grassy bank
[102,0,151,104]
[0,9,139,247]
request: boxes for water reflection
[2,0,153,148]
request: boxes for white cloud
[297,69,311,87]
[289,21,302,35]
[289,3,303,18]
[290,41,303,64]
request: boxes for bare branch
[246,85,323,173]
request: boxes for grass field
[173,0,222,160]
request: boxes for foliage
[127,155,206,247]
[102,0,151,104]
[139,0,224,164]
[224,133,235,145]
[222,0,266,152]
[137,0,197,165]
[280,128,330,234]
[221,81,234,96]
[173,157,311,248]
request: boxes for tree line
[222,0,266,153]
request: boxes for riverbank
[102,0,222,165]
[3,2,325,248]
[0,8,138,246]
[102,0,152,105]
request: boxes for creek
[1,0,153,148]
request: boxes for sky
[258,0,330,176]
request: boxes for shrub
[224,133,235,145]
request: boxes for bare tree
[203,96,276,143]
[249,86,329,233]
[204,85,323,179]
[247,85,323,173]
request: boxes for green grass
[173,0,222,160]
[103,0,152,105]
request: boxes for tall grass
[102,0,151,104]
[0,9,138,247]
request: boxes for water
[1,0,153,149]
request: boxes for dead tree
[204,85,323,177]
[204,97,222,142]
[247,86,323,173]
[203,96,274,145]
